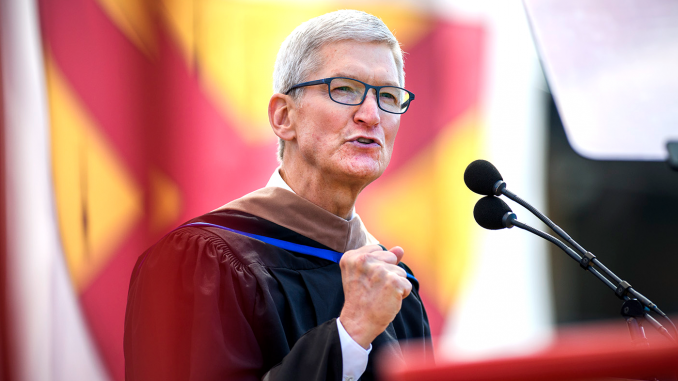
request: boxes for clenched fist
[338,245,412,349]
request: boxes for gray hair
[272,9,405,162]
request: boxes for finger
[387,272,412,299]
[370,250,398,265]
[401,280,412,299]
[341,245,385,267]
[357,244,388,254]
[384,263,408,278]
[388,246,404,264]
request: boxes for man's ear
[268,93,296,141]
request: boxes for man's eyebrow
[331,73,400,87]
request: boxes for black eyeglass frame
[284,77,415,115]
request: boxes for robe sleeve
[124,229,343,381]
[262,319,343,381]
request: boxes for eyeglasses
[284,77,415,114]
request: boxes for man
[124,9,432,381]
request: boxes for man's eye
[380,91,398,104]
[333,86,355,93]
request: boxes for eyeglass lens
[328,78,411,114]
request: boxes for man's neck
[279,165,363,221]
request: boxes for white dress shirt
[266,167,370,380]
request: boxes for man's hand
[338,245,412,349]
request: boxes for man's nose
[354,89,380,127]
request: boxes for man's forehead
[328,70,400,87]
[315,41,400,85]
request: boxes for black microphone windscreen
[464,160,503,195]
[474,196,513,230]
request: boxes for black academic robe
[124,188,433,381]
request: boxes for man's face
[289,40,401,188]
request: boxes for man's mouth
[356,137,375,145]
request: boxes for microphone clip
[578,251,597,270]
[615,280,633,299]
[502,212,516,228]
[492,180,506,196]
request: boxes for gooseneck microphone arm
[497,182,668,319]
[466,160,677,341]
[505,212,676,343]
[506,214,582,263]
[507,216,621,295]
[496,183,587,254]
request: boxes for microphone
[472,195,676,343]
[464,160,581,252]
[464,159,504,196]
[473,195,515,230]
[473,196,583,263]
[464,159,666,316]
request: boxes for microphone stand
[503,210,677,345]
[622,299,650,348]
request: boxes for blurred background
[1,0,676,380]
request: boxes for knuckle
[360,251,371,262]
[387,272,401,287]
[366,263,382,280]
[339,255,350,270]
[340,251,367,268]
[354,253,369,268]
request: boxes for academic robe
[124,187,433,381]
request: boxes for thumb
[388,246,404,264]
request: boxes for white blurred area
[1,0,110,380]
[432,0,555,360]
[524,0,678,161]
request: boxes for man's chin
[336,161,385,184]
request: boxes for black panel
[547,96,678,324]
